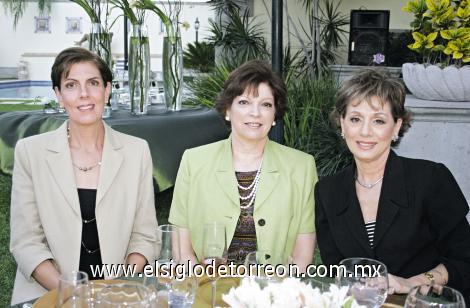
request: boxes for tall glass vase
[163,22,183,111]
[89,23,113,69]
[129,24,150,115]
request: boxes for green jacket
[169,137,318,261]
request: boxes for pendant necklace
[355,175,384,189]
[67,125,102,172]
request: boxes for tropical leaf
[183,41,215,73]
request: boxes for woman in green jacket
[169,60,318,272]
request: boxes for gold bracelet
[424,271,435,284]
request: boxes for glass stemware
[244,250,293,285]
[143,224,181,304]
[168,276,198,308]
[202,221,228,308]
[336,257,389,308]
[56,270,89,307]
[405,284,466,308]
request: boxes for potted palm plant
[402,0,470,101]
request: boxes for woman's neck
[68,121,105,152]
[231,136,267,172]
[355,149,390,183]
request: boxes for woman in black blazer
[315,69,470,303]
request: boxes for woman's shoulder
[267,140,315,164]
[184,139,226,155]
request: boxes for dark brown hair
[215,60,287,121]
[331,68,412,147]
[51,47,113,90]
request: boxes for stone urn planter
[402,63,470,102]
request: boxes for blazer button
[258,219,266,226]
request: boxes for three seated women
[10,54,470,305]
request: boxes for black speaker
[348,10,390,66]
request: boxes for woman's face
[340,96,402,164]
[226,82,276,144]
[54,61,110,126]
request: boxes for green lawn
[0,104,43,112]
[0,173,15,307]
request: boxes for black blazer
[315,151,470,301]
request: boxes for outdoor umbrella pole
[269,0,284,144]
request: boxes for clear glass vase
[129,24,150,115]
[89,23,113,69]
[163,22,183,111]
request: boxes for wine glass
[244,250,293,285]
[336,257,388,308]
[56,270,89,307]
[97,283,154,307]
[168,276,198,308]
[405,285,465,308]
[143,225,181,303]
[202,221,228,308]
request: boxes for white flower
[222,278,366,308]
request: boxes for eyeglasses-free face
[54,61,111,127]
[340,96,402,164]
[226,82,276,146]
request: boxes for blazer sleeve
[168,150,190,228]
[314,182,344,266]
[426,163,470,291]
[298,155,317,233]
[126,141,158,263]
[10,139,54,281]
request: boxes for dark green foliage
[283,70,352,178]
[208,2,269,64]
[183,41,215,73]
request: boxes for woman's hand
[387,273,416,294]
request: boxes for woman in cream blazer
[10,48,158,305]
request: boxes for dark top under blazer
[315,151,470,300]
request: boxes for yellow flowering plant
[403,0,470,65]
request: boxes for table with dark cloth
[0,107,229,192]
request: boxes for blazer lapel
[254,140,279,211]
[45,121,81,218]
[337,165,375,256]
[215,137,239,207]
[96,123,124,207]
[374,151,408,247]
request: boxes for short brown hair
[331,68,411,147]
[51,47,112,90]
[215,60,287,121]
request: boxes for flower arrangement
[108,0,146,25]
[222,278,365,308]
[402,0,470,66]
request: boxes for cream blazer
[10,121,159,305]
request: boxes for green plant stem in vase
[163,21,183,111]
[129,24,150,115]
[89,23,113,69]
